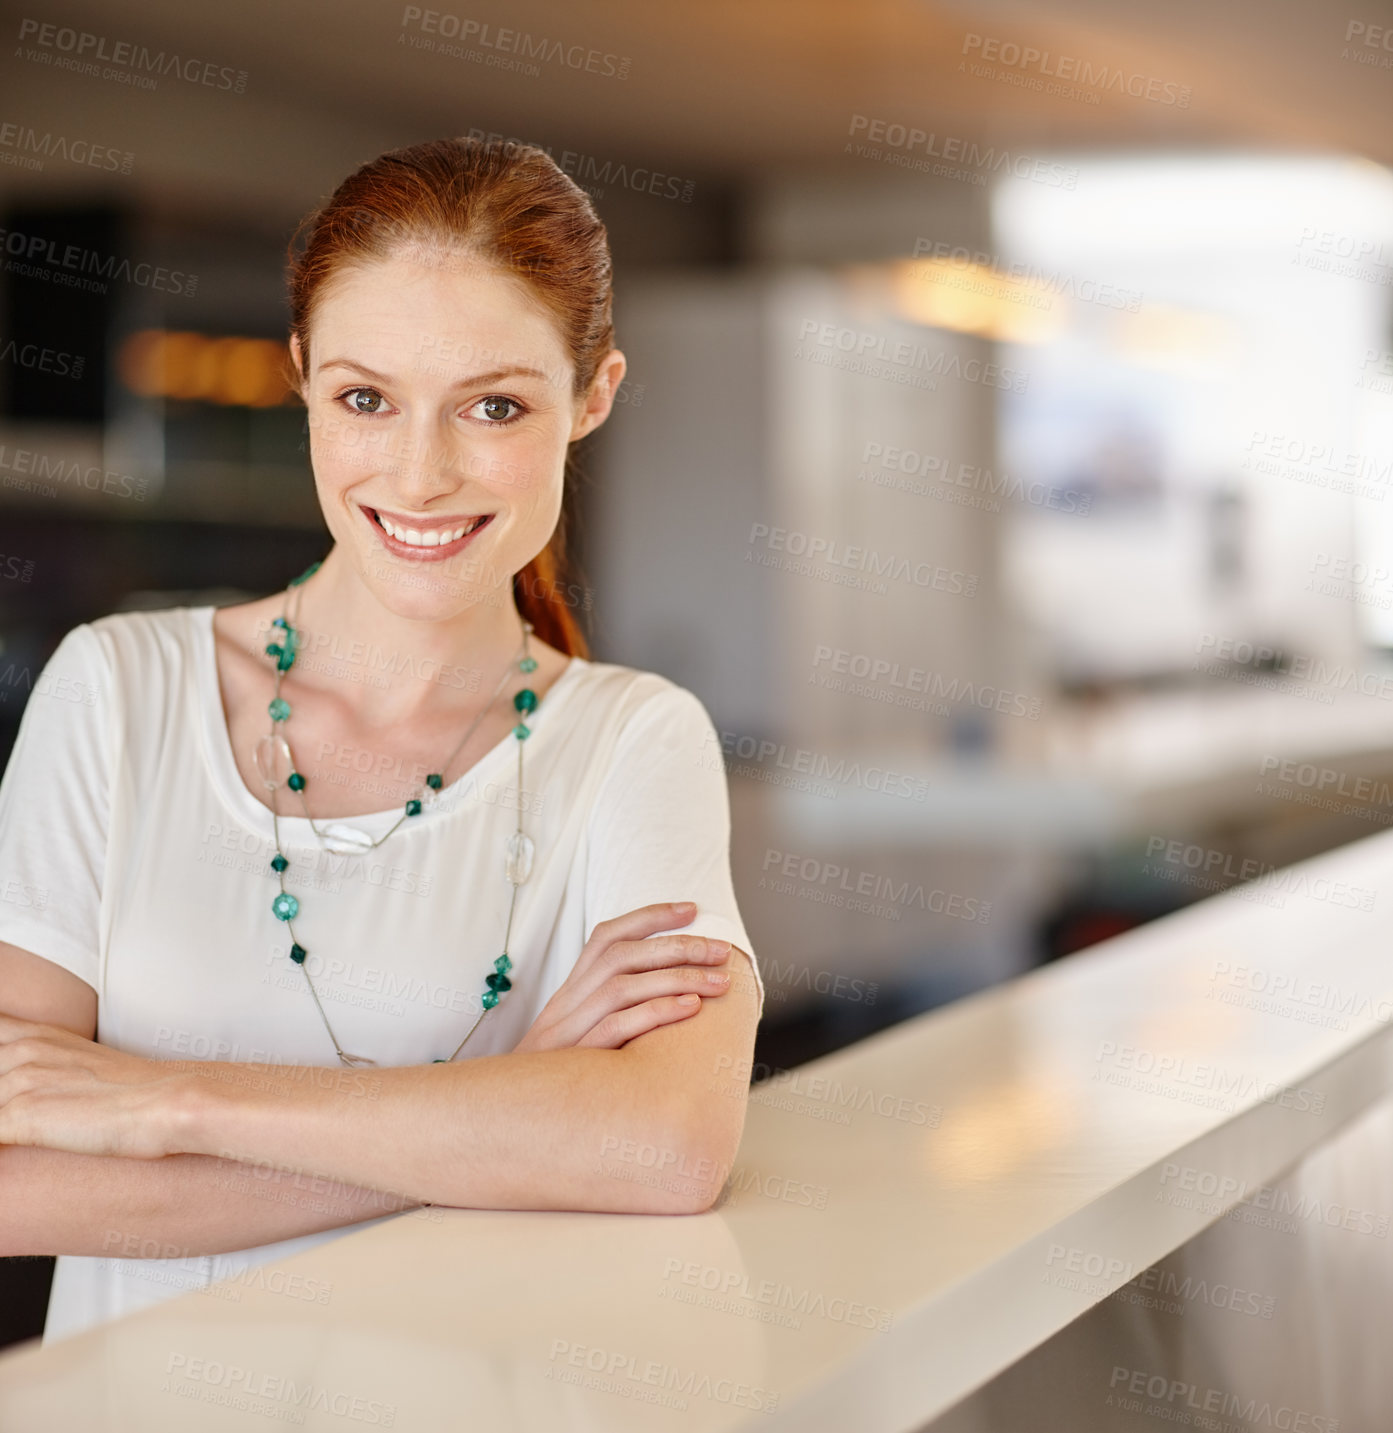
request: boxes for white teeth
[376,513,485,547]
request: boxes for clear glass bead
[254,734,293,791]
[505,831,535,885]
[320,823,375,855]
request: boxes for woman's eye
[333,389,520,421]
[344,388,386,414]
[473,395,522,423]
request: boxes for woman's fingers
[512,902,731,1054]
[566,963,730,1045]
[571,902,697,981]
[0,1013,58,1044]
[561,940,733,1031]
[529,961,731,1051]
[568,929,729,1009]
[575,994,707,1051]
[609,936,732,972]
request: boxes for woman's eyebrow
[317,358,553,386]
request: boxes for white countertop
[4,825,1393,1431]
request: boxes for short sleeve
[584,683,764,1016]
[0,624,111,991]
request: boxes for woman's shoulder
[18,606,210,738]
[75,603,211,679]
[563,657,719,743]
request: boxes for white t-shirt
[0,605,761,1344]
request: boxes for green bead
[513,723,531,740]
[425,774,443,790]
[272,893,300,921]
[432,1058,447,1063]
[272,617,289,630]
[265,642,284,659]
[289,943,307,964]
[276,648,296,672]
[494,953,512,974]
[271,854,288,872]
[481,990,499,1010]
[405,799,422,816]
[513,688,537,714]
[288,772,306,792]
[485,972,511,992]
[289,560,321,587]
[519,655,538,673]
[269,698,291,722]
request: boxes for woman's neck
[274,546,535,726]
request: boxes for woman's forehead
[307,255,571,378]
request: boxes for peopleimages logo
[0,123,133,175]
[1093,1040,1328,1115]
[163,1354,395,1426]
[1106,1365,1337,1431]
[0,444,149,501]
[660,1257,894,1332]
[0,228,197,296]
[811,642,1042,719]
[0,338,85,381]
[846,114,1079,190]
[960,33,1192,107]
[1144,834,1376,912]
[1195,631,1393,704]
[797,319,1029,392]
[859,439,1090,515]
[15,19,248,92]
[546,1340,778,1415]
[465,128,693,202]
[761,846,993,924]
[399,8,631,79]
[747,522,980,600]
[911,238,1143,313]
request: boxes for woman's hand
[0,1014,192,1159]
[514,901,732,1054]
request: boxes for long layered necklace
[255,561,539,1067]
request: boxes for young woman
[0,137,763,1344]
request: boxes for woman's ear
[288,332,308,397]
[571,348,628,442]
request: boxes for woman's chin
[355,558,507,622]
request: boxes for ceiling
[4,0,1388,226]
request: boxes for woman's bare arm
[1,942,425,1257]
[0,915,759,1254]
[0,1145,426,1258]
[175,947,758,1216]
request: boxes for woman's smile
[360,503,496,561]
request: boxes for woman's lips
[363,506,494,562]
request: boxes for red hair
[286,136,615,658]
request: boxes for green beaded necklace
[258,560,539,1068]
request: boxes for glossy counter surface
[3,825,1393,1431]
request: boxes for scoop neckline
[190,604,587,834]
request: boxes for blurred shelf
[761,682,1393,849]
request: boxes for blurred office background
[1,0,1390,1346]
